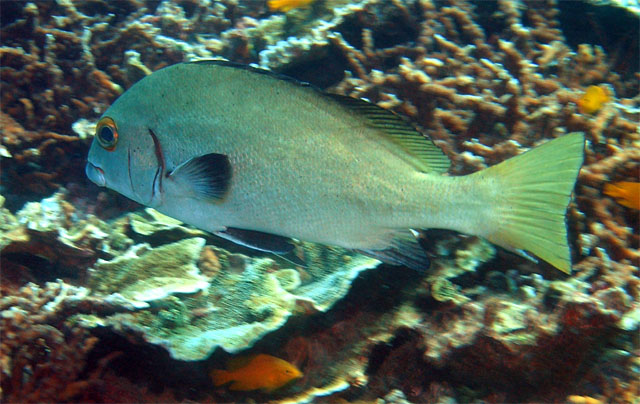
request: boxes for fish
[210,354,303,392]
[86,61,585,274]
[576,85,610,114]
[603,181,640,210]
[268,0,315,12]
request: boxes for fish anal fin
[168,153,232,201]
[359,230,430,271]
[229,381,252,391]
[326,93,451,174]
[215,228,295,254]
[210,369,231,386]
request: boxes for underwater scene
[1,0,639,403]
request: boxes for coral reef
[87,237,210,309]
[0,280,132,403]
[0,191,129,292]
[0,0,638,402]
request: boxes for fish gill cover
[0,0,639,403]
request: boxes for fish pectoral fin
[215,228,295,254]
[210,369,231,386]
[358,230,430,272]
[167,153,232,201]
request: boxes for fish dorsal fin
[188,61,449,173]
[189,59,314,88]
[326,93,451,174]
[226,354,257,371]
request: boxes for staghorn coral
[0,280,133,403]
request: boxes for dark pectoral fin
[215,227,295,254]
[359,230,430,272]
[168,153,232,201]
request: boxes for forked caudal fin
[474,132,585,273]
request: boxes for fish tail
[474,132,584,273]
[602,182,623,198]
[210,369,232,387]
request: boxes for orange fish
[576,85,610,114]
[268,0,315,12]
[603,181,640,210]
[210,354,303,392]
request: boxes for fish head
[86,103,164,208]
[273,360,303,387]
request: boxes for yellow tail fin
[476,133,585,273]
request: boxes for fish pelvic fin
[474,132,585,274]
[358,230,430,271]
[210,369,232,387]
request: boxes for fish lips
[85,162,106,187]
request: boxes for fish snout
[85,162,106,187]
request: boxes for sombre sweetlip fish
[86,61,584,273]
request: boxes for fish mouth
[85,162,106,187]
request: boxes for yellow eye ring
[96,116,118,151]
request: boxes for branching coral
[0,280,132,403]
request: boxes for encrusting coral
[81,229,381,361]
[87,237,210,309]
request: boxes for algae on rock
[81,237,380,361]
[88,237,210,309]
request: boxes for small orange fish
[210,354,303,392]
[268,0,315,12]
[603,181,640,210]
[576,85,610,114]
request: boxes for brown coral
[0,281,132,403]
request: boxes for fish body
[210,354,302,392]
[268,0,315,12]
[86,61,584,273]
[603,181,640,210]
[577,85,610,114]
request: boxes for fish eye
[96,116,118,151]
